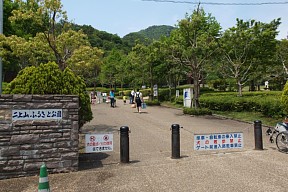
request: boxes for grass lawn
[161,101,282,128]
[212,111,282,127]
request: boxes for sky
[61,0,288,39]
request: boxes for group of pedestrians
[93,88,144,113]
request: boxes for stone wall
[0,95,79,180]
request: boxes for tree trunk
[150,82,153,101]
[237,80,243,96]
[249,80,255,91]
[192,70,200,108]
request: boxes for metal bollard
[120,126,130,163]
[254,120,263,150]
[171,124,180,159]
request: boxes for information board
[85,133,113,153]
[194,132,244,151]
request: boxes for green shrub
[157,88,169,101]
[4,62,92,128]
[145,100,160,106]
[200,91,284,118]
[2,82,8,90]
[174,96,183,105]
[183,107,212,116]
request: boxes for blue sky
[61,0,288,39]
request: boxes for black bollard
[120,126,130,163]
[171,124,180,159]
[254,120,263,150]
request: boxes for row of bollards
[119,120,264,163]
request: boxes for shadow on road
[78,153,110,171]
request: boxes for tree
[281,80,288,115]
[161,37,188,99]
[67,45,103,87]
[9,0,50,39]
[264,39,288,91]
[3,62,92,129]
[3,0,102,81]
[277,39,288,75]
[219,18,280,95]
[9,0,72,70]
[100,49,125,89]
[0,33,54,69]
[1,28,91,69]
[168,6,221,108]
[3,0,19,36]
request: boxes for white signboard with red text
[194,132,244,151]
[85,133,113,153]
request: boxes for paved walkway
[1,101,288,192]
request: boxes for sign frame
[85,133,113,153]
[194,132,244,151]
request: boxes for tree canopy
[2,0,288,105]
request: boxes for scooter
[267,122,288,143]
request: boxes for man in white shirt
[130,90,135,104]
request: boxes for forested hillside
[71,24,131,54]
[138,25,175,40]
[70,24,175,54]
[122,25,175,47]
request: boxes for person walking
[134,89,143,113]
[123,95,127,104]
[130,90,135,104]
[109,89,115,108]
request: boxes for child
[91,95,97,105]
[123,95,127,104]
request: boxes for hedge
[200,91,284,118]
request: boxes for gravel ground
[1,101,287,192]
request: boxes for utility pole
[0,0,3,94]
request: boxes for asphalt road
[1,100,288,192]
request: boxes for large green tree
[1,0,104,84]
[161,37,189,98]
[100,49,126,89]
[9,0,71,70]
[3,0,19,36]
[277,39,288,75]
[168,7,221,108]
[219,18,280,95]
[67,45,103,87]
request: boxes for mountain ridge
[122,25,175,47]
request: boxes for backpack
[135,92,141,102]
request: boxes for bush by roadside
[183,107,212,116]
[199,91,284,118]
